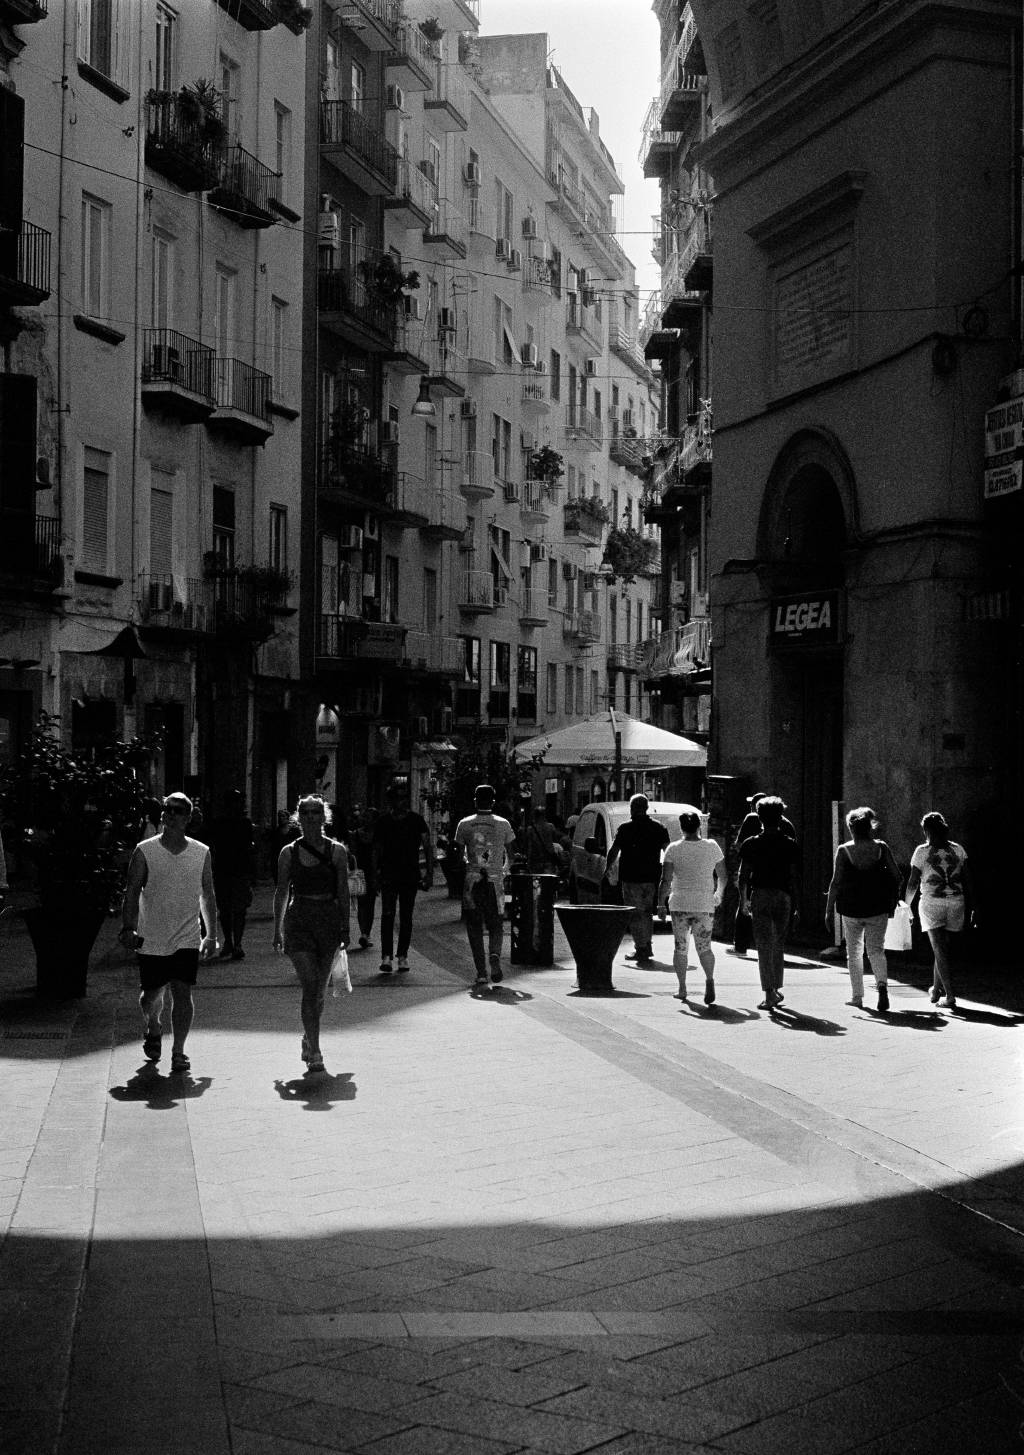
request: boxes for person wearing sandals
[272,795,350,1074]
[120,792,220,1075]
[903,811,974,1011]
[658,808,726,1004]
[824,806,902,1011]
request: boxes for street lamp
[411,377,435,418]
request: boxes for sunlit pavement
[2,886,1023,1454]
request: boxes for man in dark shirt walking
[372,785,432,975]
[606,794,670,964]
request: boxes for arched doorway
[758,432,856,930]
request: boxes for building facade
[0,0,307,825]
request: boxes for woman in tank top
[272,794,350,1074]
[825,806,901,1012]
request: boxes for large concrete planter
[556,904,634,996]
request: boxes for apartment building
[303,12,657,818]
[639,0,713,754]
[645,0,1019,928]
[0,0,307,822]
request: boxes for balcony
[518,586,550,628]
[564,610,601,645]
[523,255,554,294]
[320,441,395,512]
[390,471,430,528]
[145,93,224,192]
[320,100,398,196]
[608,417,645,476]
[209,144,280,228]
[0,221,51,307]
[639,97,679,179]
[647,618,712,681]
[563,498,606,542]
[419,487,464,543]
[679,404,712,483]
[659,7,707,130]
[0,0,47,23]
[384,157,435,229]
[422,0,479,31]
[422,332,466,397]
[424,55,470,131]
[565,405,602,452]
[565,291,602,351]
[141,329,217,422]
[661,249,705,332]
[385,22,434,89]
[214,0,280,28]
[502,479,521,506]
[457,568,496,614]
[403,631,463,674]
[200,563,292,641]
[607,642,647,672]
[207,358,273,443]
[383,311,431,375]
[522,377,550,412]
[318,262,396,352]
[520,481,550,525]
[335,0,400,50]
[137,573,210,634]
[0,513,62,587]
[317,617,406,664]
[423,197,467,260]
[460,450,496,503]
[680,208,713,294]
[607,306,648,377]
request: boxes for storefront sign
[984,396,1024,456]
[315,704,340,744]
[769,590,840,646]
[984,452,1023,500]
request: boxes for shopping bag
[605,856,620,887]
[329,945,353,996]
[883,901,912,953]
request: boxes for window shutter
[149,487,173,577]
[0,374,38,515]
[0,88,25,231]
[82,449,110,570]
[77,0,92,64]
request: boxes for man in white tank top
[120,792,219,1074]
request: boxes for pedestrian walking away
[119,792,219,1075]
[273,795,350,1074]
[824,805,902,1011]
[658,808,725,1003]
[605,794,670,964]
[350,806,380,951]
[903,810,974,1011]
[454,784,517,988]
[523,805,568,874]
[731,791,797,955]
[208,788,256,960]
[738,795,801,1009]
[373,787,432,974]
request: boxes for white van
[568,801,708,906]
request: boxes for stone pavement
[1,887,1023,1455]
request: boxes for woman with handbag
[272,795,350,1074]
[824,806,902,1011]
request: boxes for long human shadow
[766,1005,846,1036]
[109,1065,214,1109]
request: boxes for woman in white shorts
[657,808,725,1004]
[904,811,973,1011]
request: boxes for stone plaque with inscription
[773,240,853,392]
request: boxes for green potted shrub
[357,255,420,308]
[0,713,153,998]
[602,525,659,583]
[529,445,565,488]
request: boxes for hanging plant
[565,495,610,527]
[601,526,659,583]
[419,17,444,42]
[529,445,565,486]
[357,255,420,308]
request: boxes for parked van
[568,801,708,907]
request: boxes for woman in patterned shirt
[904,811,974,1011]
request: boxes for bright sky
[479,0,662,308]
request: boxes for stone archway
[757,428,857,582]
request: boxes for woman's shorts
[671,912,714,954]
[138,948,200,991]
[918,896,965,933]
[284,899,342,960]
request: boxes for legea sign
[769,590,840,646]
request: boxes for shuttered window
[82,447,111,570]
[150,485,173,578]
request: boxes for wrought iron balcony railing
[320,100,398,189]
[0,220,51,304]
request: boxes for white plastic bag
[329,945,353,997]
[883,901,912,953]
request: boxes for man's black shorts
[138,949,200,991]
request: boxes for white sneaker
[396,957,410,973]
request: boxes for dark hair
[756,795,786,828]
[921,810,949,842]
[679,810,701,834]
[475,784,496,809]
[846,806,877,840]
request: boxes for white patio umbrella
[513,710,707,768]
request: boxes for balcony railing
[640,291,664,349]
[519,587,550,624]
[144,92,224,191]
[521,481,549,519]
[214,0,279,30]
[318,261,396,344]
[320,100,399,190]
[317,616,406,662]
[423,197,468,256]
[387,21,435,85]
[140,564,290,635]
[607,643,647,671]
[649,618,712,676]
[321,441,395,507]
[460,450,496,500]
[425,54,471,126]
[0,220,51,305]
[522,378,549,409]
[566,404,602,449]
[659,6,705,121]
[564,610,601,644]
[142,328,216,399]
[458,569,496,612]
[214,357,271,421]
[390,156,436,219]
[209,143,280,227]
[639,96,680,176]
[679,402,713,477]
[403,631,463,674]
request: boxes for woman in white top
[904,811,973,1011]
[658,808,725,1004]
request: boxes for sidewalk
[1,886,1023,1454]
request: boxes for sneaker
[940,996,958,1010]
[703,981,716,1006]
[380,960,393,975]
[396,958,410,973]
[170,1051,190,1074]
[143,1031,162,1062]
[474,974,489,989]
[490,964,503,984]
[877,985,890,1012]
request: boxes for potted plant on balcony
[357,255,420,309]
[176,79,227,145]
[601,525,659,584]
[0,712,153,998]
[419,17,444,44]
[529,445,565,489]
[565,495,611,532]
[274,0,313,33]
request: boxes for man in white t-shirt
[657,807,725,1003]
[454,784,517,989]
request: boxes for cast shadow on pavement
[857,1009,947,1031]
[680,1003,760,1024]
[109,1065,214,1109]
[273,1072,357,1109]
[468,984,534,1004]
[945,1006,1024,1029]
[767,1006,846,1036]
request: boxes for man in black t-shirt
[372,787,432,975]
[606,795,671,964]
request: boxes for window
[563,665,573,715]
[151,230,172,329]
[324,37,341,102]
[517,645,537,722]
[214,264,235,356]
[593,389,601,421]
[350,61,365,113]
[81,193,111,318]
[149,474,173,589]
[218,52,240,137]
[383,554,399,623]
[78,0,130,93]
[576,666,585,715]
[550,349,561,401]
[549,244,561,298]
[425,423,437,488]
[82,447,111,572]
[547,556,558,606]
[494,178,513,244]
[546,663,558,715]
[271,297,287,394]
[212,485,235,570]
[457,636,481,717]
[154,4,176,92]
[493,297,515,368]
[591,670,599,714]
[567,364,577,425]
[567,463,576,498]
[423,568,438,629]
[269,504,287,574]
[274,103,291,205]
[491,414,512,482]
[489,641,511,719]
[609,597,617,644]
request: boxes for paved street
[2,886,1023,1455]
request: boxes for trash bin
[555,904,634,995]
[509,872,558,965]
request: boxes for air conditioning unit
[386,84,404,110]
[585,358,599,376]
[363,513,380,540]
[520,429,535,451]
[503,481,521,503]
[418,159,436,185]
[459,398,477,419]
[495,237,512,261]
[404,295,422,320]
[530,542,548,562]
[381,420,400,445]
[338,524,364,551]
[508,248,523,271]
[521,215,538,239]
[521,342,538,368]
[438,306,455,333]
[562,562,579,580]
[463,160,481,186]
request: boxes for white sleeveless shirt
[137,836,209,956]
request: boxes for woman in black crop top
[273,794,350,1074]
